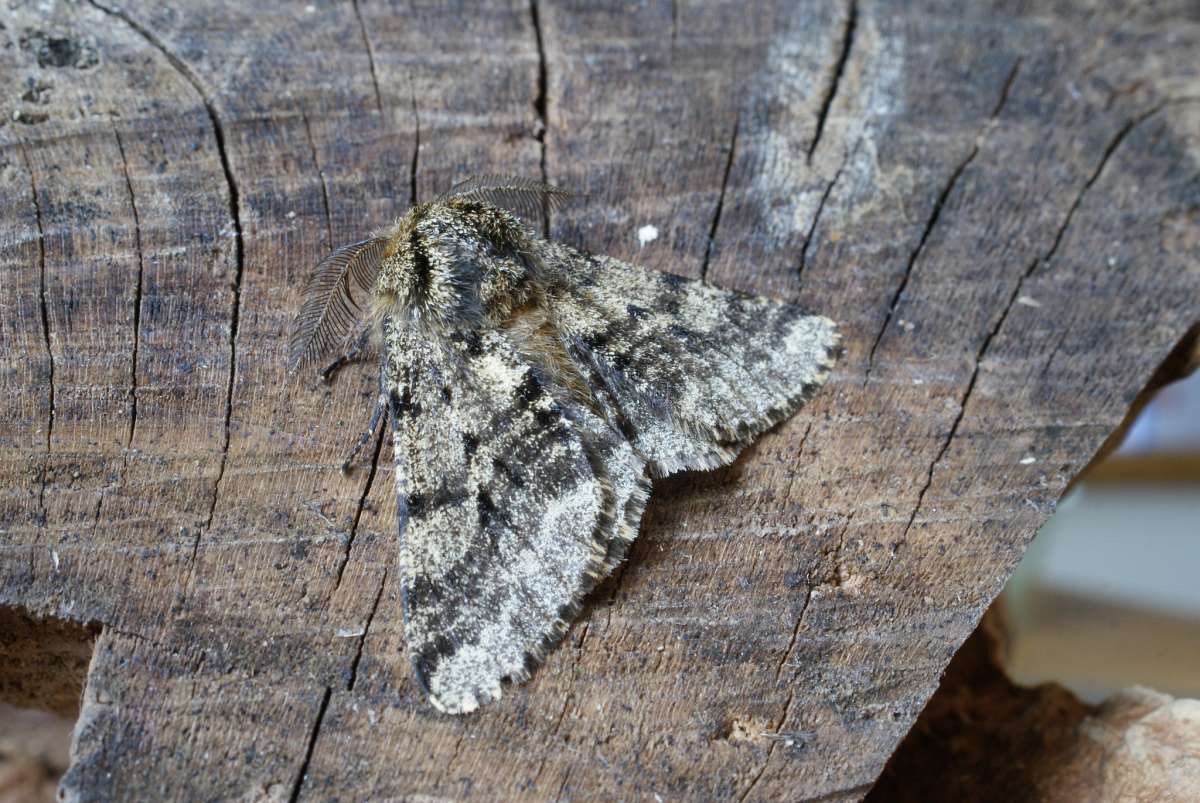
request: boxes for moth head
[289,175,573,369]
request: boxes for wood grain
[1,1,1197,800]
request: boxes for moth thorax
[375,230,533,329]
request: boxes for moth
[290,175,839,714]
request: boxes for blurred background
[1000,363,1200,702]
[0,705,68,803]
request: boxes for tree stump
[1,1,1197,800]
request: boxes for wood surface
[1,1,1197,800]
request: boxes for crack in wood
[89,495,104,544]
[827,511,855,587]
[741,654,801,800]
[288,686,332,803]
[554,766,573,802]
[435,727,469,793]
[1036,103,1165,277]
[301,6,417,596]
[777,420,815,502]
[737,749,772,802]
[798,145,851,283]
[863,143,979,385]
[346,569,387,691]
[895,102,1166,554]
[1037,327,1073,383]
[773,586,813,683]
[351,0,385,118]
[808,0,858,164]
[863,58,1022,385]
[530,0,551,237]
[749,503,859,798]
[326,38,419,594]
[533,602,607,773]
[701,112,740,283]
[300,108,334,251]
[737,676,802,803]
[991,57,1022,119]
[112,126,145,449]
[16,143,53,528]
[409,78,421,206]
[86,1,247,585]
[742,733,872,803]
[333,420,385,592]
[531,626,579,788]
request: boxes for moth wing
[387,325,643,714]
[549,246,840,475]
[561,391,651,577]
[288,237,387,371]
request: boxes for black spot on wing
[411,631,458,694]
[534,407,560,428]
[515,371,541,408]
[610,350,633,373]
[476,490,497,530]
[430,481,470,511]
[665,322,696,340]
[464,331,484,356]
[492,456,524,487]
[581,328,611,352]
[396,492,410,539]
[406,572,444,610]
[410,229,432,301]
[391,387,421,418]
[407,482,471,522]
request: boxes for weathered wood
[1,1,1197,800]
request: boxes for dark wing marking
[288,237,386,371]
[438,174,573,223]
[545,244,841,476]
[555,387,650,578]
[385,322,643,714]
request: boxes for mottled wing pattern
[562,400,650,576]
[384,321,645,713]
[545,243,840,476]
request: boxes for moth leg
[320,325,373,384]
[340,390,387,475]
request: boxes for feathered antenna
[438,174,574,222]
[288,237,387,372]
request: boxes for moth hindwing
[290,176,839,713]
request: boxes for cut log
[0,1,1197,800]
